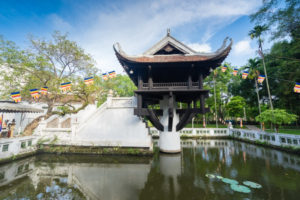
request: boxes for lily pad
[243,181,262,189]
[222,178,238,185]
[205,174,215,178]
[216,175,223,179]
[230,184,251,193]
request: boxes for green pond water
[1,139,300,200]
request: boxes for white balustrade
[149,128,229,137]
[230,128,300,148]
[150,127,300,149]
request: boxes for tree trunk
[275,124,279,133]
[47,101,54,115]
[240,118,243,128]
[23,114,51,136]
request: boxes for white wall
[36,97,152,149]
[74,97,152,148]
[0,136,37,160]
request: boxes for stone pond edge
[1,135,300,165]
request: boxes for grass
[265,129,300,135]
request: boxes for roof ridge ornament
[167,28,170,36]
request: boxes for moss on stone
[37,144,153,156]
[0,151,37,164]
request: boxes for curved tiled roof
[114,36,232,64]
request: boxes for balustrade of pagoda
[136,65,205,91]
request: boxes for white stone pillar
[71,117,79,142]
[37,117,47,136]
[159,95,181,153]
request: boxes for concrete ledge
[0,151,37,165]
[37,144,153,156]
[180,135,230,139]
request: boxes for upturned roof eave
[114,39,232,65]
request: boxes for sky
[0,0,269,73]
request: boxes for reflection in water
[0,140,300,200]
[160,154,181,199]
[0,156,152,200]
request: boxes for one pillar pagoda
[114,30,232,153]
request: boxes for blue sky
[0,0,268,73]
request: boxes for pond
[0,139,300,200]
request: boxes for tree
[0,32,97,115]
[255,109,298,132]
[96,74,137,106]
[249,25,274,110]
[250,0,300,39]
[249,0,300,125]
[226,96,246,128]
[244,58,263,128]
[204,64,234,124]
[0,32,99,135]
[264,40,300,120]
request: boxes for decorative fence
[150,127,300,148]
[36,115,74,142]
[142,82,200,89]
[230,128,300,148]
[149,128,229,137]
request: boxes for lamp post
[254,76,262,129]
[192,117,195,129]
[211,68,218,128]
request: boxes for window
[263,135,267,140]
[281,138,286,143]
[2,144,9,152]
[293,140,298,145]
[24,163,29,171]
[28,140,32,146]
[21,142,26,149]
[290,158,295,165]
[0,172,4,180]
[17,165,24,174]
[272,136,275,141]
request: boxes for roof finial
[167,28,170,36]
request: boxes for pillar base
[159,131,181,153]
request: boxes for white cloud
[226,38,256,67]
[187,43,212,52]
[48,14,72,32]
[233,39,255,55]
[66,0,261,72]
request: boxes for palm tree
[245,58,262,129]
[249,25,273,110]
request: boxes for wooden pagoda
[114,31,232,134]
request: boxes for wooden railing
[142,82,200,89]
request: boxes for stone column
[9,120,16,138]
[71,117,79,142]
[38,117,47,136]
[159,95,181,153]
